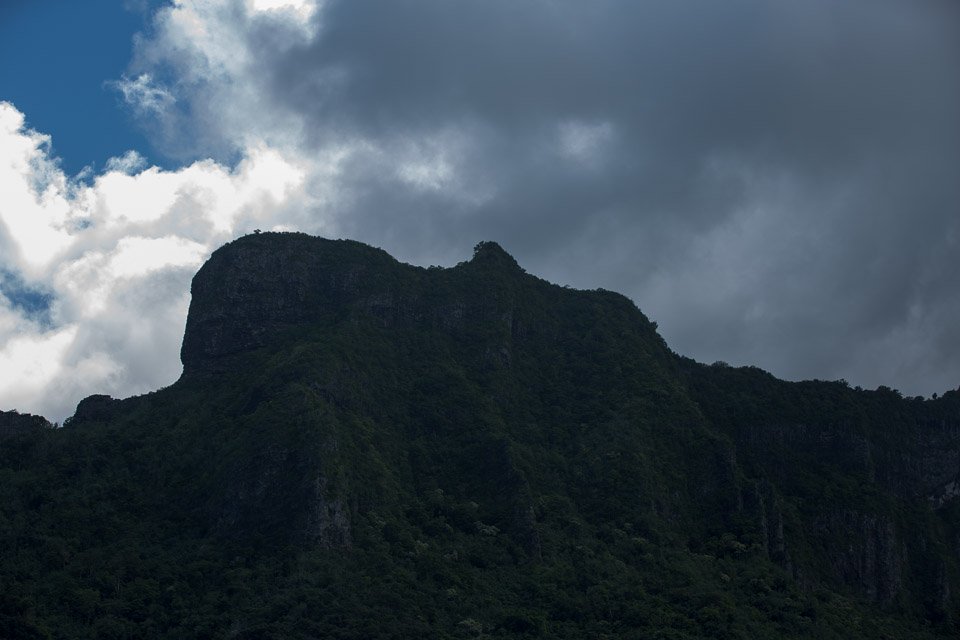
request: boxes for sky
[0,0,958,422]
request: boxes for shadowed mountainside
[1,232,958,639]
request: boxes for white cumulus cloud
[0,100,313,421]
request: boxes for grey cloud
[142,0,960,395]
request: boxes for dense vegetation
[1,233,958,638]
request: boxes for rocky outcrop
[184,235,959,603]
[180,234,527,373]
[4,232,960,636]
[181,234,408,371]
[308,475,352,549]
[741,479,792,571]
[214,439,351,548]
[813,509,903,605]
[679,360,960,612]
[733,416,959,604]
[874,418,960,501]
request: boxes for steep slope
[681,361,960,618]
[1,232,957,639]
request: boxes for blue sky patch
[0,269,54,326]
[0,0,170,175]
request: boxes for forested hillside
[2,233,958,639]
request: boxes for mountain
[2,232,959,639]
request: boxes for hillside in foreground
[2,232,959,639]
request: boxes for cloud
[2,0,959,420]
[113,73,175,116]
[139,0,957,394]
[104,149,148,174]
[0,100,313,420]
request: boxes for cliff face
[2,231,959,638]
[181,236,534,371]
[179,233,960,614]
[177,234,684,555]
[681,361,960,611]
[181,235,405,370]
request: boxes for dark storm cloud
[190,0,960,394]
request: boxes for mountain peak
[179,234,533,373]
[180,233,401,371]
[7,232,960,637]
[469,241,523,271]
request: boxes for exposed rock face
[742,418,959,605]
[309,475,352,549]
[182,235,960,601]
[180,234,526,373]
[178,234,667,556]
[215,440,351,548]
[4,232,960,636]
[814,510,903,605]
[182,234,406,371]
[680,361,960,611]
[741,479,791,571]
[875,418,960,500]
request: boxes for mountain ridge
[2,231,959,639]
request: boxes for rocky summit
[2,231,959,639]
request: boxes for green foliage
[1,234,957,637]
